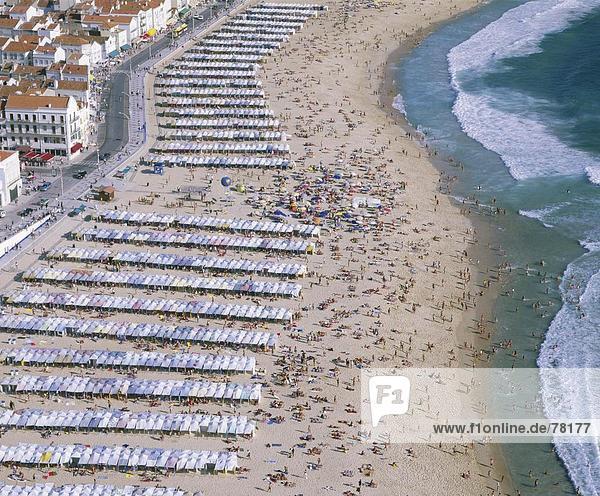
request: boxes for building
[2,94,85,157]
[32,44,65,66]
[54,34,102,66]
[0,150,22,206]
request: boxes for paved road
[0,0,232,234]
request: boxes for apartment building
[2,94,85,157]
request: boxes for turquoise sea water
[395,0,600,494]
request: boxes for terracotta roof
[56,79,88,91]
[62,63,88,74]
[0,18,20,28]
[0,150,18,161]
[18,34,40,44]
[33,44,57,53]
[55,34,90,45]
[6,94,70,109]
[4,41,35,53]
[9,4,32,14]
[12,64,45,76]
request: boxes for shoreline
[377,4,518,495]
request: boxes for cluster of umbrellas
[97,209,320,237]
[22,267,302,298]
[158,98,267,108]
[166,117,279,129]
[0,315,278,349]
[161,108,274,118]
[73,226,314,253]
[0,375,261,402]
[0,347,256,374]
[4,290,294,322]
[152,142,287,155]
[164,130,281,141]
[0,484,193,496]
[0,410,255,437]
[0,444,237,472]
[46,246,308,277]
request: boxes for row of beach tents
[163,117,279,129]
[0,314,278,348]
[163,130,281,141]
[45,246,308,277]
[0,484,194,496]
[0,410,255,437]
[72,226,314,253]
[160,108,274,117]
[158,98,267,108]
[96,209,320,237]
[4,290,294,322]
[0,375,261,402]
[0,347,256,374]
[0,444,237,473]
[151,142,287,155]
[143,153,290,168]
[22,267,303,298]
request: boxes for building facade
[2,94,85,157]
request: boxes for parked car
[73,170,87,179]
[0,210,5,218]
[39,181,51,191]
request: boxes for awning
[178,6,191,17]
[108,50,119,58]
[70,143,82,154]
[39,152,53,161]
[146,28,157,37]
[23,151,37,159]
[120,44,131,51]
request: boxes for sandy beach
[0,1,519,495]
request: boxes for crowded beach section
[0,0,513,495]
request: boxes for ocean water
[395,0,600,494]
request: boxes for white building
[2,94,85,158]
[32,44,66,66]
[0,150,22,207]
[54,34,103,66]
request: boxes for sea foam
[448,0,600,182]
[538,241,600,495]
